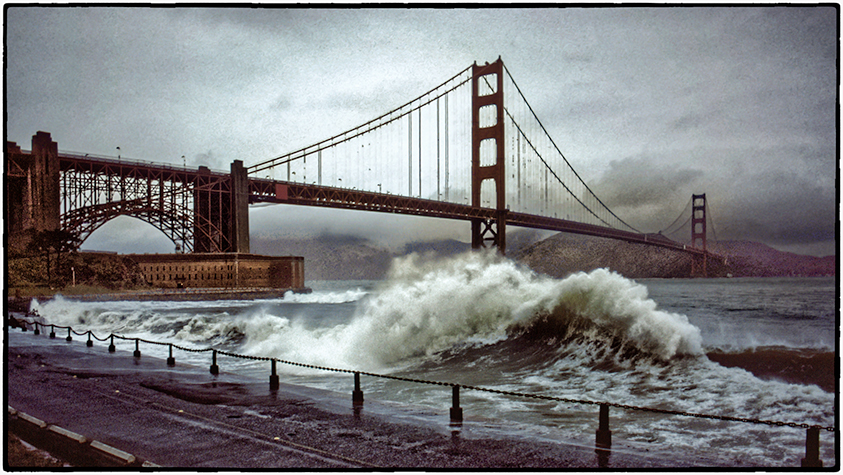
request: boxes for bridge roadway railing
[53,151,230,180]
[8,315,831,468]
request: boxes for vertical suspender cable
[418,107,422,198]
[444,93,450,202]
[436,98,441,201]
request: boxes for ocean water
[27,251,836,467]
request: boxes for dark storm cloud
[586,155,706,234]
[670,112,712,133]
[593,157,704,209]
[589,140,836,254]
[715,169,836,247]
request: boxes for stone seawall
[8,287,311,306]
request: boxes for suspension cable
[706,199,719,243]
[504,110,613,228]
[660,195,693,235]
[479,74,613,227]
[502,63,641,233]
[248,65,473,176]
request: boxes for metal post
[269,359,279,391]
[450,384,463,424]
[210,350,219,375]
[86,331,93,347]
[133,339,141,358]
[352,372,364,405]
[66,328,72,342]
[49,325,56,339]
[801,427,822,467]
[108,335,115,353]
[596,403,612,449]
[21,319,27,332]
[33,322,40,335]
[167,344,175,367]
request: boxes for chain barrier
[9,314,835,433]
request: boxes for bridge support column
[194,165,235,253]
[471,58,507,254]
[5,132,60,254]
[471,210,507,252]
[230,160,250,254]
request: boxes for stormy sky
[5,6,838,256]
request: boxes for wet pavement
[6,326,709,469]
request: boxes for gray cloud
[6,6,837,256]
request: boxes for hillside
[251,232,835,280]
[250,235,396,280]
[249,229,548,280]
[7,251,150,298]
[513,234,835,279]
[708,240,836,277]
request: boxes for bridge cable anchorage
[502,64,642,233]
[13,315,835,435]
[247,65,473,176]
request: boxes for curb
[7,406,159,468]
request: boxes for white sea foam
[280,288,368,304]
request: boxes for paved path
[6,327,700,469]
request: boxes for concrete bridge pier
[192,160,249,254]
[230,159,250,254]
[6,131,60,254]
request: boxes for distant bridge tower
[691,193,706,251]
[471,58,507,254]
[691,193,707,276]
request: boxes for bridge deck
[249,179,706,256]
[10,151,710,258]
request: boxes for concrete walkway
[6,327,704,469]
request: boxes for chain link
[10,315,835,432]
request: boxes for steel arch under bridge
[57,154,249,254]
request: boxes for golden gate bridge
[6,58,718,272]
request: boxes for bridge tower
[691,193,707,276]
[471,58,507,254]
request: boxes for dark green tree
[26,229,81,287]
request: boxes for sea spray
[18,270,835,467]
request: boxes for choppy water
[27,251,836,467]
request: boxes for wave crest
[340,252,703,367]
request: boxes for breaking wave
[29,252,703,371]
[339,252,702,367]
